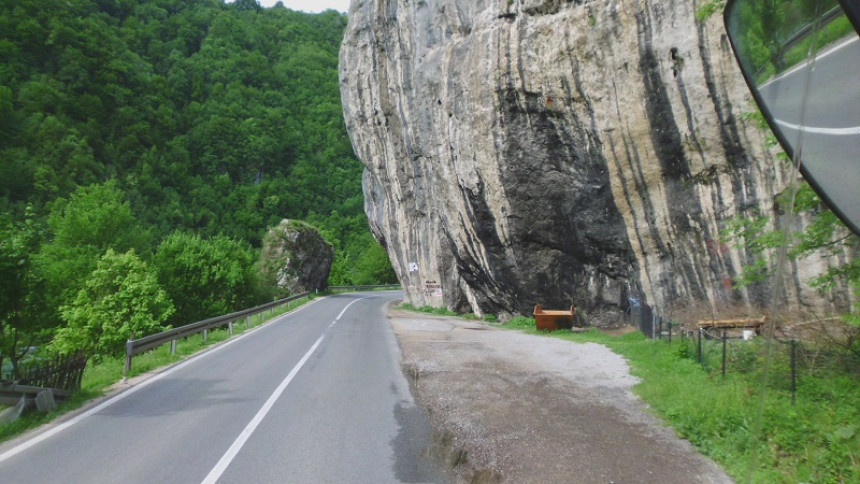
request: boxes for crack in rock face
[340,0,849,325]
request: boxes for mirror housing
[724,0,860,235]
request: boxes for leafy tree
[723,183,858,327]
[0,0,385,348]
[308,210,396,285]
[37,181,148,309]
[154,231,259,325]
[351,240,398,285]
[52,249,173,358]
[0,209,50,377]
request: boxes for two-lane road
[0,292,446,483]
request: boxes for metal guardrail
[752,6,845,82]
[328,284,401,291]
[781,6,844,52]
[123,284,402,374]
[124,292,309,374]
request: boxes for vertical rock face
[340,0,840,324]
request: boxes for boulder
[260,220,333,295]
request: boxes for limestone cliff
[339,0,843,324]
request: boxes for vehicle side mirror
[724,0,860,235]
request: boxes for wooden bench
[534,304,575,331]
[697,316,766,334]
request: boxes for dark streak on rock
[695,19,768,304]
[675,71,707,165]
[635,7,707,300]
[490,76,633,320]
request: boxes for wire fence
[625,298,859,404]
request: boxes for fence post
[721,330,727,378]
[697,328,703,365]
[668,320,672,343]
[791,339,797,405]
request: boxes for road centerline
[200,296,367,484]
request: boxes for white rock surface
[340,0,850,323]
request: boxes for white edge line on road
[774,118,860,135]
[760,35,858,89]
[0,296,324,464]
[202,296,368,484]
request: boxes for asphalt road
[0,291,447,484]
[757,34,860,230]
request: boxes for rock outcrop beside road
[389,308,733,483]
[340,0,847,323]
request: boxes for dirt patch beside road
[388,308,733,484]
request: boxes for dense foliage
[706,0,850,83]
[0,0,395,370]
[153,231,259,326]
[53,249,174,359]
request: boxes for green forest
[0,0,394,371]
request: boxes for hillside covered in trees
[0,0,394,368]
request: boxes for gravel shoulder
[388,307,734,484]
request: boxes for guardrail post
[124,334,135,377]
[170,339,177,355]
[203,329,208,342]
[246,315,250,329]
[229,321,234,336]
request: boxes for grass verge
[499,318,859,483]
[397,303,499,322]
[0,295,313,444]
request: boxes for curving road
[0,292,447,484]
[757,35,860,231]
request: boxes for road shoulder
[388,307,734,484]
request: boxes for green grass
[782,17,855,71]
[397,303,458,317]
[0,296,312,443]
[499,318,859,483]
[397,303,501,322]
[755,16,855,85]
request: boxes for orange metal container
[533,304,575,331]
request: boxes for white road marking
[199,334,324,484]
[0,297,321,464]
[774,119,860,135]
[201,296,368,484]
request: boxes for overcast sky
[257,0,351,13]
